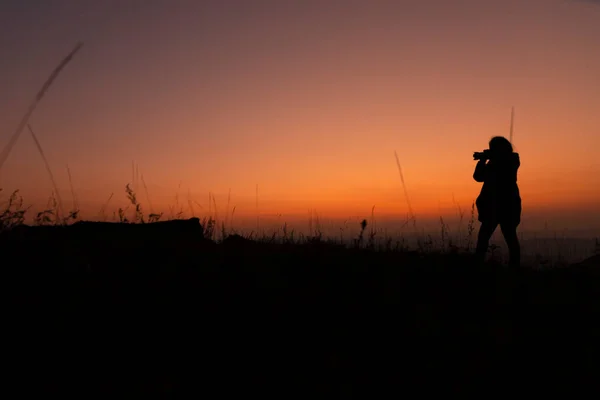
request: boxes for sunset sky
[0,0,598,234]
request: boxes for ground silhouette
[4,218,600,397]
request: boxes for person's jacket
[473,152,521,224]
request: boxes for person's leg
[475,222,498,264]
[500,223,521,267]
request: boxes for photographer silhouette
[473,136,521,267]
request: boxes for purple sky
[0,0,599,236]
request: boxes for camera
[473,149,491,160]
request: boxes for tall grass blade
[225,188,231,229]
[394,150,415,225]
[66,163,79,211]
[0,42,84,171]
[212,194,219,225]
[187,188,195,217]
[141,174,153,214]
[99,192,114,221]
[509,106,514,144]
[27,125,65,219]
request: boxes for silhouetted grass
[3,209,599,396]
[0,183,596,265]
[0,43,83,171]
[2,184,600,396]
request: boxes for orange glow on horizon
[0,0,598,234]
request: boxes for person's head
[489,136,513,157]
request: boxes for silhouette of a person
[473,136,521,267]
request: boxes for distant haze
[0,0,598,238]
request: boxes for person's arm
[513,153,520,169]
[473,160,487,182]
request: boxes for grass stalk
[0,42,84,171]
[27,124,65,220]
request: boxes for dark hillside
[4,219,600,396]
